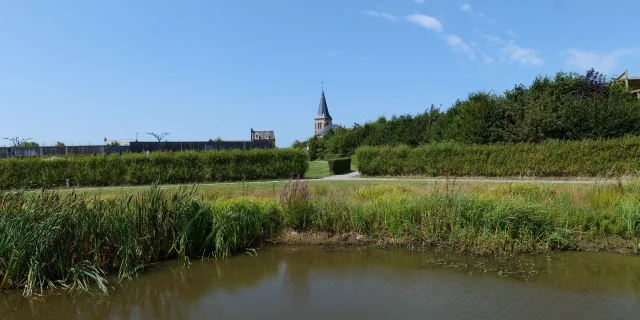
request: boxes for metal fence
[0,141,274,158]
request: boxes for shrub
[356,137,640,177]
[0,149,309,189]
[328,157,352,175]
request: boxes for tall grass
[356,137,640,177]
[2,182,640,296]
[0,187,278,296]
[0,148,308,189]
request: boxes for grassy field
[305,161,332,179]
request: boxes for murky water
[2,246,640,320]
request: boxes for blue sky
[1,0,639,147]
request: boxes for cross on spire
[321,78,324,90]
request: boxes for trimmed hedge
[0,149,308,189]
[328,157,352,175]
[355,138,640,177]
[324,153,342,161]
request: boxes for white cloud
[461,4,472,12]
[499,43,543,66]
[406,14,443,32]
[564,49,635,74]
[445,34,476,60]
[506,29,518,38]
[365,10,399,21]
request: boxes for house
[614,69,640,99]
[314,88,340,136]
[250,129,276,144]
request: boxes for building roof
[315,124,340,136]
[316,90,332,120]
[252,130,275,140]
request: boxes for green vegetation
[327,157,352,175]
[17,141,39,147]
[4,179,640,296]
[306,161,332,179]
[303,70,640,159]
[0,187,277,296]
[356,137,640,177]
[0,149,308,189]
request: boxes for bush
[0,149,309,189]
[328,157,352,175]
[356,137,640,177]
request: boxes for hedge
[355,137,640,177]
[324,153,342,161]
[0,149,309,189]
[328,157,352,175]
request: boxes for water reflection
[2,246,640,320]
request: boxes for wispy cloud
[365,10,399,22]
[506,29,518,38]
[480,34,543,66]
[405,14,443,32]
[445,34,476,60]
[563,49,636,74]
[499,43,543,66]
[460,4,486,17]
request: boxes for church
[314,88,340,136]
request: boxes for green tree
[55,142,65,147]
[18,141,39,147]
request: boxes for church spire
[316,82,331,120]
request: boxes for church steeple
[314,81,333,135]
[316,90,332,120]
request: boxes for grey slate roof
[316,90,332,120]
[315,124,340,136]
[252,130,275,140]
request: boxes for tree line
[292,69,640,159]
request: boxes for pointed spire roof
[316,89,332,120]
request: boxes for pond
[2,246,640,320]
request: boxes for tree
[3,137,32,147]
[55,142,65,147]
[107,141,121,146]
[18,141,39,147]
[147,132,170,142]
[291,140,307,149]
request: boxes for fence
[0,141,275,158]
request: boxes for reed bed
[1,180,639,296]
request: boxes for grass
[4,178,640,296]
[305,161,332,179]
